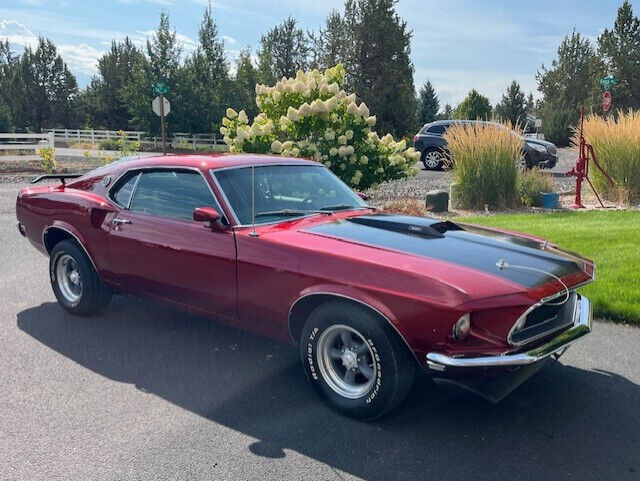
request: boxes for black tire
[421,148,445,170]
[49,239,112,316]
[523,153,534,170]
[300,300,416,420]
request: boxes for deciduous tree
[454,89,491,120]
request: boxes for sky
[0,0,636,108]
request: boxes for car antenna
[249,163,259,237]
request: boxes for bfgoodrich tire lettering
[50,239,112,316]
[300,300,416,419]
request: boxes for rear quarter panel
[16,185,114,276]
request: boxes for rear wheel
[300,301,416,419]
[50,240,112,316]
[422,148,445,170]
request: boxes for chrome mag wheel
[55,253,82,303]
[423,150,442,169]
[316,324,377,399]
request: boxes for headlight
[453,313,471,340]
[547,145,557,155]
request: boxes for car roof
[105,153,318,172]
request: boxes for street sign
[152,96,171,117]
[153,81,170,94]
[603,91,612,112]
[599,75,617,90]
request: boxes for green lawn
[458,210,640,325]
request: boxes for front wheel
[300,301,416,419]
[50,240,112,316]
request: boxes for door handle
[113,218,132,226]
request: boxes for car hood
[300,214,591,290]
[525,138,555,149]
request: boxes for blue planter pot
[541,192,560,209]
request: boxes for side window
[111,172,139,208]
[427,125,446,135]
[128,170,223,221]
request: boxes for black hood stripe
[304,215,583,288]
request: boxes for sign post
[602,91,612,113]
[599,75,616,117]
[153,82,170,155]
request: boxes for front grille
[509,291,578,346]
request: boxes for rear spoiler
[31,173,83,185]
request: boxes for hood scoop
[347,215,463,238]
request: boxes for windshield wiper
[255,209,332,218]
[319,204,377,212]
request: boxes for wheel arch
[42,224,99,272]
[287,291,420,365]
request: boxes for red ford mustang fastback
[16,154,594,419]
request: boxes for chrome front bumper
[426,294,592,371]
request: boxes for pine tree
[439,103,453,120]
[230,48,259,120]
[418,81,439,124]
[454,89,492,120]
[525,92,535,116]
[123,12,182,134]
[258,17,309,81]
[311,10,349,70]
[537,31,598,145]
[83,37,145,129]
[9,37,78,130]
[494,81,526,126]
[598,0,640,111]
[180,4,229,133]
[343,0,416,136]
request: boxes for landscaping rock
[425,190,449,212]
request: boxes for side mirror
[357,191,369,201]
[193,207,223,229]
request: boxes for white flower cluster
[220,64,418,188]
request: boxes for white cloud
[133,29,198,54]
[0,20,103,76]
[222,35,235,45]
[0,19,38,48]
[57,44,104,76]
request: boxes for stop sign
[603,91,612,112]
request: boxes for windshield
[213,164,367,225]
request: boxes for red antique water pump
[565,107,615,208]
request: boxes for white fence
[0,132,54,162]
[43,128,144,143]
[43,128,222,149]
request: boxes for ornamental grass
[444,121,522,209]
[575,110,640,204]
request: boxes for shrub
[99,138,119,151]
[516,169,554,207]
[541,107,576,147]
[220,64,419,189]
[444,121,521,209]
[38,146,58,172]
[575,110,640,204]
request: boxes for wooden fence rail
[43,128,222,149]
[0,132,54,162]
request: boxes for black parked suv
[413,120,558,170]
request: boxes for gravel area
[366,147,579,205]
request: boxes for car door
[105,168,237,320]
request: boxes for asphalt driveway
[1,182,638,481]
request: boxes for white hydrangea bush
[220,64,418,189]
